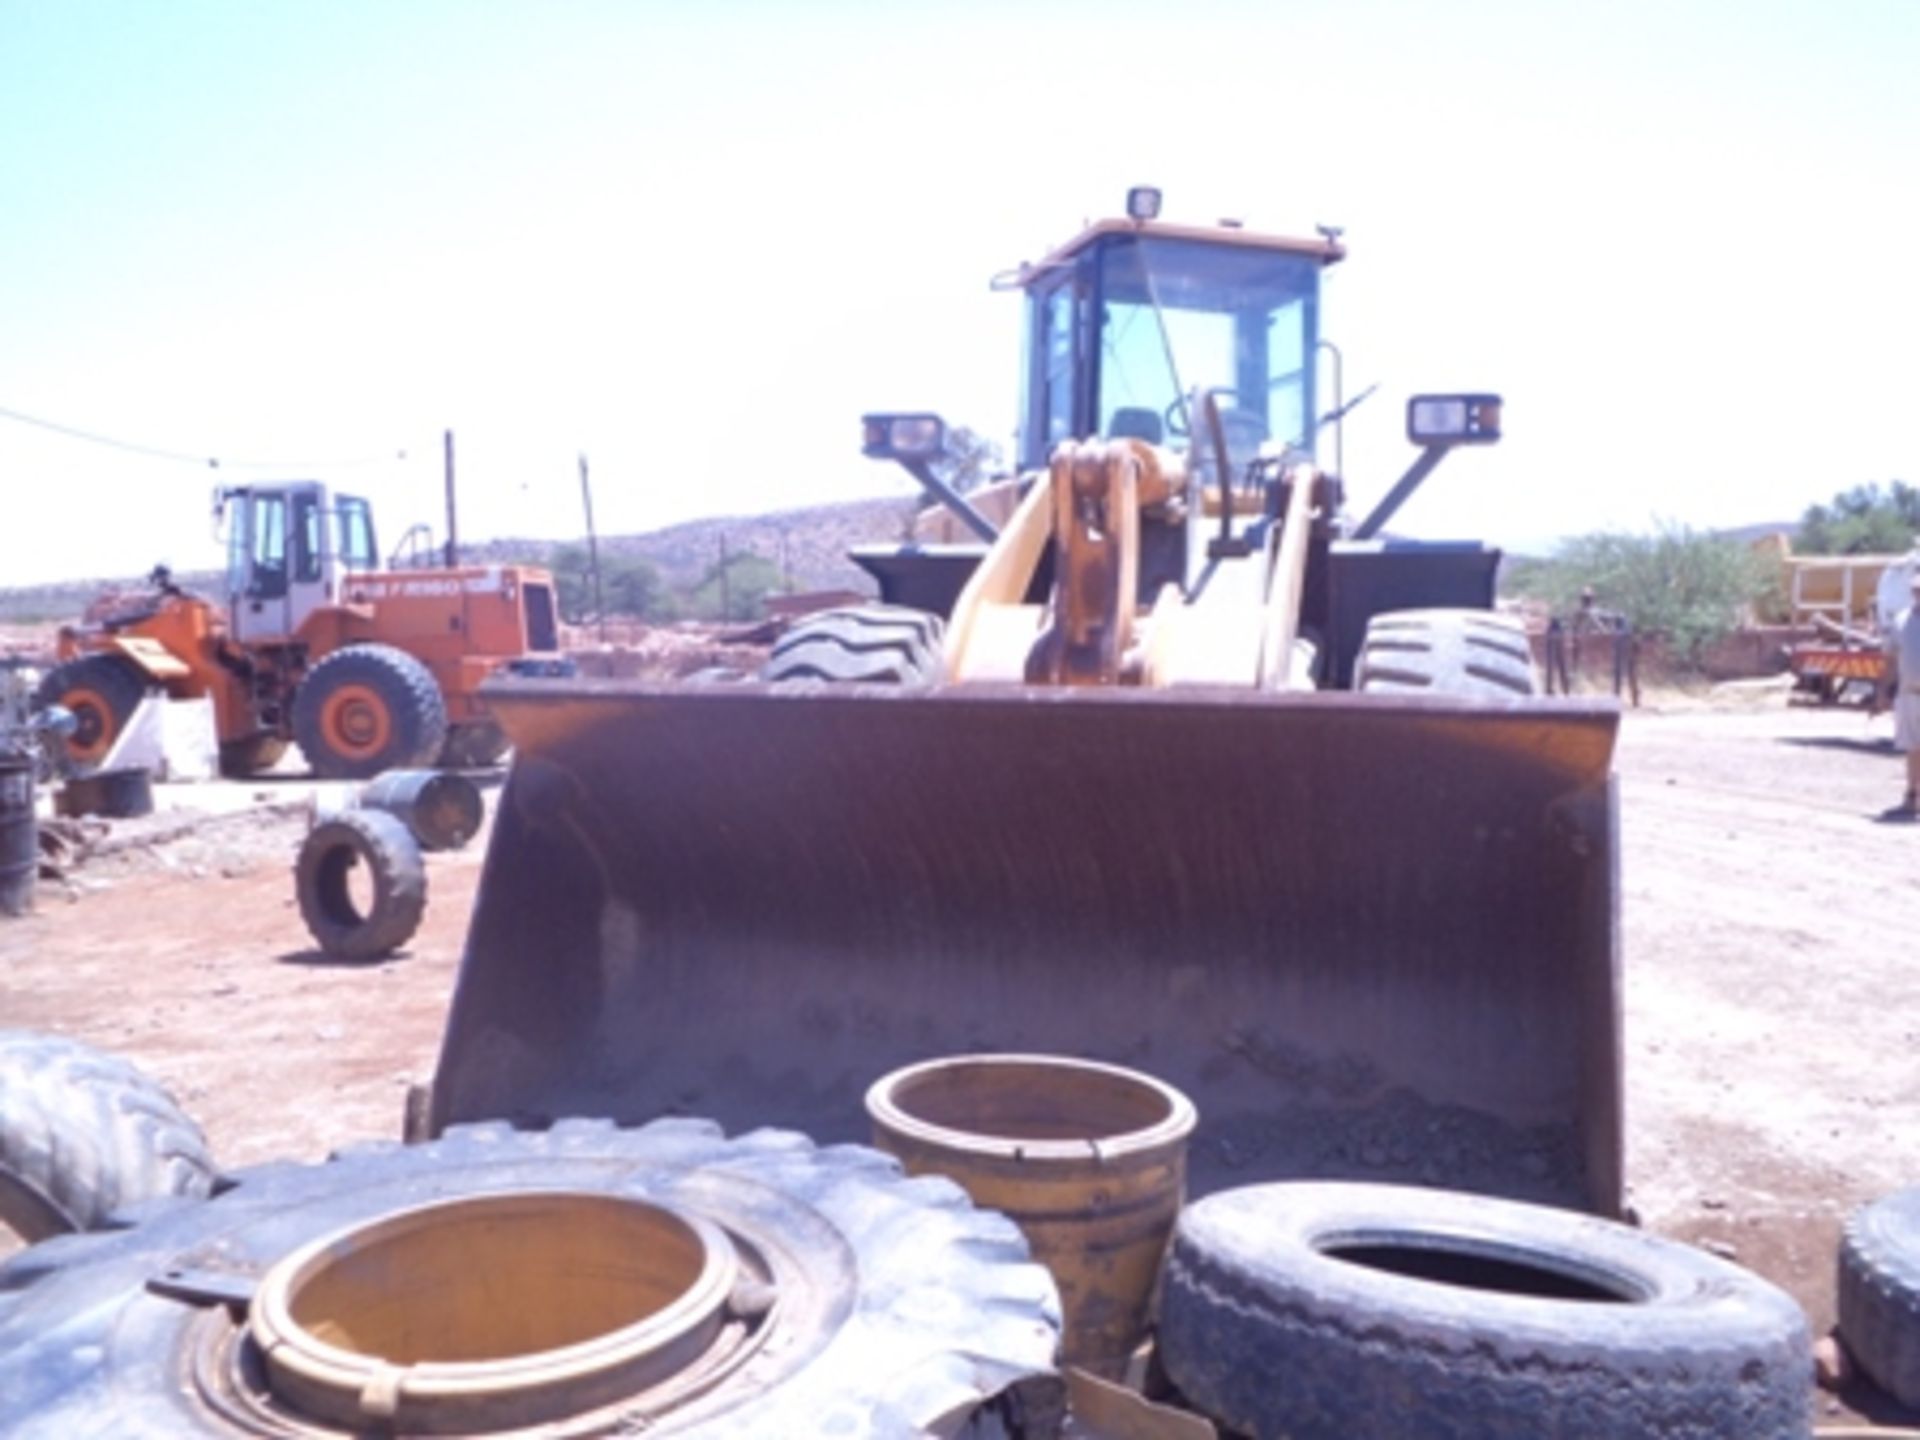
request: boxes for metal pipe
[902,458,1000,544]
[579,454,605,642]
[442,429,458,569]
[1353,443,1450,541]
[1317,338,1344,477]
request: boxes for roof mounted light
[1125,186,1162,223]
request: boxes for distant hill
[0,495,921,622]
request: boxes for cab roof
[1015,216,1346,291]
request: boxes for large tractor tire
[291,644,448,780]
[293,809,426,960]
[32,653,149,775]
[0,1030,216,1246]
[1355,607,1538,700]
[216,734,288,778]
[0,1119,1062,1437]
[1157,1182,1811,1440]
[1839,1186,1920,1408]
[763,605,946,685]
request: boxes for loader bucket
[430,679,1622,1215]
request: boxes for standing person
[1888,569,1920,814]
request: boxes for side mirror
[1407,394,1501,446]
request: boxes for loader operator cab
[1015,208,1340,479]
[217,482,378,644]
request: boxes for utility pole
[718,533,731,622]
[442,429,459,568]
[579,454,606,642]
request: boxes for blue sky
[1,0,1914,584]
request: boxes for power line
[0,402,408,470]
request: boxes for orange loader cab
[38,481,565,779]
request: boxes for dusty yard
[2,690,1918,1423]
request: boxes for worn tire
[291,644,448,780]
[0,1118,1062,1437]
[0,1031,216,1245]
[763,605,945,684]
[1355,608,1538,700]
[217,734,288,777]
[293,809,425,959]
[1840,1187,1920,1407]
[1157,1182,1811,1440]
[32,654,149,775]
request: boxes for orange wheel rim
[319,684,393,759]
[61,686,116,764]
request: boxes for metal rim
[866,1052,1198,1163]
[319,684,392,759]
[59,685,115,763]
[245,1190,739,1432]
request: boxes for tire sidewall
[293,645,446,780]
[1159,1182,1811,1440]
[293,809,425,959]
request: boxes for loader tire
[1839,1187,1920,1408]
[0,1030,215,1246]
[32,653,149,775]
[293,809,425,960]
[0,1119,1063,1437]
[217,734,288,777]
[763,605,945,684]
[1355,607,1537,700]
[1157,1182,1810,1440]
[292,643,448,780]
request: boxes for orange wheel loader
[37,483,567,779]
[427,192,1624,1215]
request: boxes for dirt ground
[3,686,1918,1425]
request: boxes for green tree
[1794,481,1920,555]
[683,550,783,622]
[547,544,669,622]
[604,556,667,619]
[548,543,594,623]
[936,424,1006,495]
[1509,523,1776,666]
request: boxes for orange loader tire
[32,654,149,776]
[291,644,448,781]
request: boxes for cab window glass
[251,495,288,599]
[336,497,377,570]
[291,493,322,583]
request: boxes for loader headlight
[862,413,947,463]
[1126,186,1163,222]
[1407,393,1502,445]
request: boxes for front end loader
[37,483,564,779]
[429,195,1622,1215]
